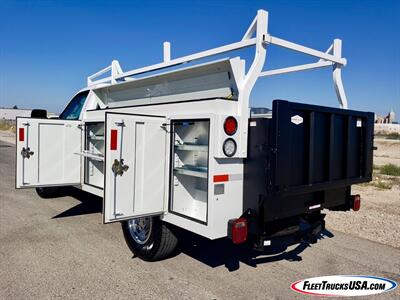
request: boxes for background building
[0,108,32,120]
[375,109,397,124]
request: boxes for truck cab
[15,9,374,261]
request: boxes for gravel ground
[325,138,400,249]
[0,130,15,144]
[325,184,400,249]
[373,138,400,167]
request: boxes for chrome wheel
[127,217,153,245]
[122,217,178,261]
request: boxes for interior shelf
[76,150,104,161]
[88,135,104,141]
[171,119,209,223]
[83,122,105,189]
[174,143,208,152]
[174,165,208,178]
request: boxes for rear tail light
[224,116,237,136]
[228,218,248,244]
[352,194,361,211]
[223,138,237,157]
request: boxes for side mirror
[31,109,48,118]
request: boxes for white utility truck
[15,10,374,261]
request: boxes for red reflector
[231,218,247,244]
[19,128,24,142]
[352,194,361,211]
[110,129,118,150]
[224,116,238,136]
[213,174,229,183]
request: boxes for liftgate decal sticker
[290,115,303,125]
[290,275,397,297]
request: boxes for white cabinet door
[103,113,169,223]
[16,118,82,188]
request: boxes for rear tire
[122,216,178,261]
[35,187,61,199]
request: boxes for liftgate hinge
[21,147,34,159]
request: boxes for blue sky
[1,0,399,116]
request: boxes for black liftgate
[244,100,374,222]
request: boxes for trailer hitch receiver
[112,159,129,176]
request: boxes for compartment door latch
[21,147,34,159]
[112,159,129,176]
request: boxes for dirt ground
[373,138,400,167]
[1,130,399,250]
[325,138,400,249]
[0,130,15,144]
[325,184,400,248]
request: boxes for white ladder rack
[87,9,349,157]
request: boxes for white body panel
[103,113,169,223]
[82,182,103,197]
[84,105,243,239]
[16,118,82,188]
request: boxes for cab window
[59,91,89,120]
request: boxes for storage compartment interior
[171,120,209,223]
[84,122,105,188]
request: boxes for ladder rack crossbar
[88,65,112,81]
[264,35,346,65]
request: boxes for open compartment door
[16,118,82,188]
[103,113,169,223]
